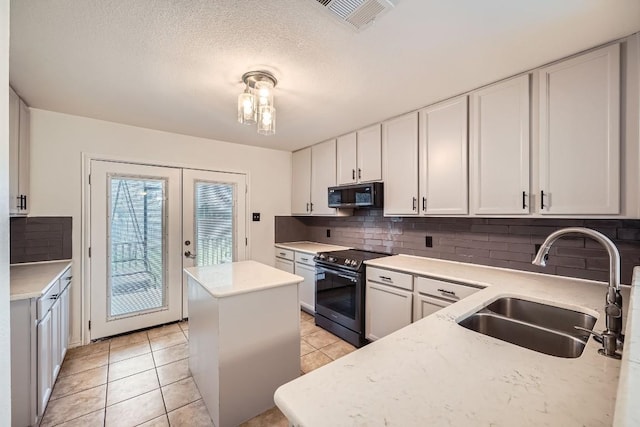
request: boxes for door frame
[81,152,251,345]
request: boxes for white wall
[28,109,292,346]
[0,0,11,422]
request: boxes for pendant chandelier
[237,70,277,135]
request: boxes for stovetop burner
[315,249,391,272]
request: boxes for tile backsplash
[275,212,640,284]
[10,217,72,264]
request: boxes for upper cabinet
[419,96,469,215]
[9,87,30,216]
[336,125,382,185]
[311,139,337,215]
[470,75,530,215]
[382,112,419,216]
[291,147,312,215]
[538,44,620,215]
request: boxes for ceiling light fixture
[237,70,277,135]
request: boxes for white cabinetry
[11,264,71,426]
[419,96,468,215]
[311,139,337,215]
[382,112,419,215]
[365,267,413,341]
[291,147,312,215]
[413,276,480,321]
[538,43,620,214]
[337,125,382,185]
[9,87,30,215]
[295,252,316,314]
[470,75,530,215]
[274,248,294,274]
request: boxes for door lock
[184,251,197,259]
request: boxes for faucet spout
[532,227,623,352]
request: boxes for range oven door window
[315,266,361,333]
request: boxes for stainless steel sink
[458,297,597,358]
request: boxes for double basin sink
[458,297,597,358]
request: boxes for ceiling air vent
[313,0,398,31]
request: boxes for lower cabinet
[365,281,413,341]
[11,265,71,427]
[295,253,317,314]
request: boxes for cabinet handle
[522,191,527,209]
[540,191,545,210]
[412,197,417,211]
[358,168,362,179]
[310,202,314,212]
[279,252,286,256]
[49,293,59,300]
[379,276,392,282]
[437,288,458,299]
[352,169,355,180]
[422,197,426,211]
[66,276,73,281]
[22,195,27,211]
[301,257,309,262]
[16,196,21,210]
[306,203,310,212]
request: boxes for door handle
[358,168,362,180]
[184,251,197,259]
[352,169,355,180]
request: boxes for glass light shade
[254,80,274,109]
[237,91,256,124]
[257,105,276,135]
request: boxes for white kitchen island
[184,260,303,427]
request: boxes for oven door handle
[337,273,358,282]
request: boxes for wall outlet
[252,212,260,221]
[326,229,331,238]
[534,243,541,253]
[425,235,433,248]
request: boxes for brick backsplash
[275,213,640,285]
[10,217,72,264]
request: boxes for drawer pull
[66,276,73,281]
[49,294,59,300]
[437,288,458,299]
[301,257,309,262]
[379,276,392,282]
[279,252,286,256]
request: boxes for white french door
[89,161,247,339]
[181,169,247,316]
[90,160,183,339]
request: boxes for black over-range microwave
[328,182,383,209]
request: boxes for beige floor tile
[138,414,169,426]
[153,342,189,367]
[106,369,159,406]
[300,350,332,374]
[320,340,357,360]
[66,341,110,360]
[59,351,109,377]
[150,331,187,351]
[51,366,108,401]
[167,399,213,427]
[161,376,202,412]
[56,409,105,427]
[109,340,152,363]
[105,389,165,427]
[40,385,106,427]
[110,330,149,350]
[300,320,322,337]
[156,358,190,386]
[183,330,189,339]
[147,323,182,339]
[300,311,314,322]
[304,329,340,349]
[240,405,288,427]
[300,339,316,356]
[108,353,155,382]
[179,320,189,331]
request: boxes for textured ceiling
[9,0,640,152]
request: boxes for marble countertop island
[275,254,635,426]
[10,260,72,301]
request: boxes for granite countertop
[10,260,73,301]
[275,241,350,255]
[275,254,635,426]
[184,260,304,298]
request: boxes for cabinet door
[275,258,294,274]
[60,285,70,362]
[310,139,337,215]
[357,124,382,182]
[17,97,30,214]
[295,262,316,314]
[419,96,468,215]
[336,132,357,185]
[291,147,312,215]
[382,112,419,215]
[37,311,53,418]
[538,43,620,214]
[9,88,20,215]
[365,281,412,341]
[51,298,61,381]
[470,75,530,214]
[414,295,450,322]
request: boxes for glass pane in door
[194,182,234,266]
[109,177,166,318]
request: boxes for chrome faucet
[532,227,623,358]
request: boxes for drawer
[295,251,315,266]
[275,248,294,261]
[366,267,413,291]
[60,266,73,291]
[37,279,61,321]
[415,276,480,302]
